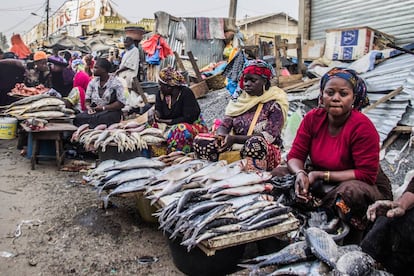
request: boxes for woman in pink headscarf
[63,71,90,113]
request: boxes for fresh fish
[337,244,362,256]
[6,97,65,112]
[151,160,207,182]
[225,193,269,209]
[199,159,245,183]
[182,223,242,247]
[211,183,274,197]
[99,168,157,192]
[102,178,150,208]
[103,157,166,171]
[240,241,313,270]
[184,160,227,183]
[335,251,375,276]
[241,205,291,225]
[305,227,339,269]
[207,171,273,193]
[268,260,330,276]
[5,93,50,108]
[241,214,290,231]
[20,111,66,118]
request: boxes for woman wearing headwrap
[153,66,208,153]
[287,67,392,244]
[63,70,91,113]
[212,59,289,171]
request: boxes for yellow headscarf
[225,86,289,126]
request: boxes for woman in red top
[287,67,392,243]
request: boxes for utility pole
[228,0,237,19]
[45,0,49,38]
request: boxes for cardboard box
[324,26,394,61]
[302,39,325,60]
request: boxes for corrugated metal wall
[162,18,226,69]
[310,0,414,46]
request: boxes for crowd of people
[1,34,413,274]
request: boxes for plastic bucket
[0,117,17,139]
[140,81,160,95]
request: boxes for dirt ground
[0,138,184,276]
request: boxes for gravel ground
[198,88,414,194]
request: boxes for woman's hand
[295,171,310,199]
[217,134,235,152]
[366,200,405,221]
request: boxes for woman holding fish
[73,58,126,128]
[286,67,392,244]
[152,67,208,153]
[199,59,288,171]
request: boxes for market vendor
[24,51,52,88]
[73,58,126,128]
[361,177,414,275]
[63,70,91,113]
[195,59,288,171]
[151,66,208,153]
[285,67,393,244]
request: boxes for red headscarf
[73,71,90,111]
[239,59,275,89]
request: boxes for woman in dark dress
[153,66,208,153]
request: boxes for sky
[0,0,298,45]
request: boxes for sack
[218,150,241,163]
[146,38,161,65]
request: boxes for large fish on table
[207,171,273,193]
[5,97,65,113]
[103,157,166,171]
[334,251,376,276]
[268,260,330,276]
[19,111,66,118]
[210,183,274,197]
[305,227,339,269]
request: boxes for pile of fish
[71,122,166,152]
[0,94,74,119]
[240,227,391,276]
[157,187,293,252]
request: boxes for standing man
[115,36,139,90]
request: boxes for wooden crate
[190,81,209,99]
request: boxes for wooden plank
[381,132,400,150]
[173,51,186,72]
[278,74,303,84]
[392,126,413,133]
[187,51,203,83]
[283,77,320,92]
[198,214,299,256]
[362,86,403,114]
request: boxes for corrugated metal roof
[291,53,414,144]
[309,0,414,46]
[236,13,298,26]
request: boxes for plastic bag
[175,21,187,42]
[146,47,161,65]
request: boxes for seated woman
[74,58,126,129]
[361,178,414,275]
[213,59,289,171]
[285,67,393,244]
[63,70,90,113]
[153,67,208,153]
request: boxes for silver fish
[102,178,150,208]
[103,157,166,171]
[240,241,313,272]
[305,227,339,269]
[207,171,273,193]
[268,260,330,276]
[211,183,274,197]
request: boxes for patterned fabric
[193,133,219,161]
[86,75,126,106]
[240,136,282,171]
[320,67,369,111]
[159,66,187,86]
[221,99,285,146]
[239,59,276,89]
[163,115,208,153]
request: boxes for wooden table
[21,123,78,170]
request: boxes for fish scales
[305,227,339,269]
